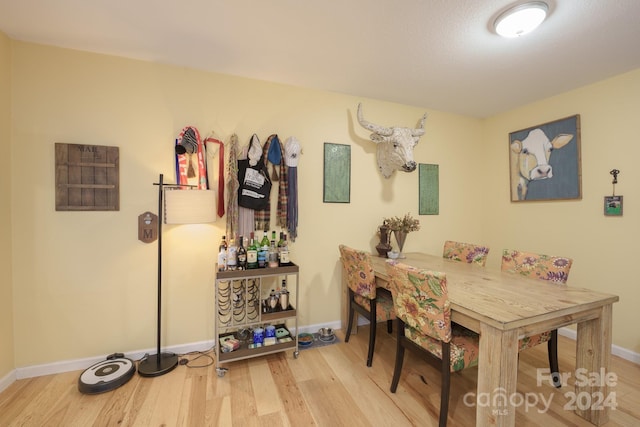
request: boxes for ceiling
[1,0,640,118]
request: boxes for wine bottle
[237,235,247,270]
[247,232,258,269]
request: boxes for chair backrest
[443,240,490,266]
[386,261,451,343]
[339,244,377,299]
[501,249,573,284]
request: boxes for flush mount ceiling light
[494,1,549,38]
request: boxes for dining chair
[442,240,490,266]
[339,244,395,367]
[386,261,479,427]
[501,248,573,388]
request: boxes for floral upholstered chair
[339,245,395,367]
[442,240,490,266]
[386,261,479,427]
[502,249,573,388]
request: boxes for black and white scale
[78,353,136,394]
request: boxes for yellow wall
[6,40,639,370]
[0,31,15,379]
[483,69,640,353]
[9,42,484,367]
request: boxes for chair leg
[390,319,406,393]
[548,329,561,388]
[440,342,451,427]
[366,298,377,367]
[387,319,393,334]
[345,291,355,343]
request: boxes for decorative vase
[376,224,393,257]
[393,230,408,258]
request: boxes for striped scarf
[254,134,277,231]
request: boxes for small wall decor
[323,143,350,203]
[509,115,581,202]
[419,163,439,215]
[604,169,623,216]
[55,143,120,211]
[356,103,427,179]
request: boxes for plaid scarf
[276,138,288,229]
[254,134,277,231]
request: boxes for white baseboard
[558,327,640,364]
[2,324,636,395]
[0,370,17,394]
[13,339,214,381]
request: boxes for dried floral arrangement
[383,212,421,233]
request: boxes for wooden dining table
[342,252,619,427]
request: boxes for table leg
[575,304,613,425]
[476,324,519,427]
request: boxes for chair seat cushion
[405,323,479,371]
[354,291,396,322]
[519,330,552,351]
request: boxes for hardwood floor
[1,328,638,426]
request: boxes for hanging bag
[238,156,272,210]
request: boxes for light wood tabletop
[343,252,619,427]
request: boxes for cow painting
[357,103,428,178]
[510,128,574,201]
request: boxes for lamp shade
[164,189,216,224]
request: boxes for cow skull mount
[356,103,428,179]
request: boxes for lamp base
[137,352,179,377]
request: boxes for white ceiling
[1,0,639,118]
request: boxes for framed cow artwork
[509,115,582,202]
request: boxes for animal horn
[357,103,393,136]
[412,113,428,137]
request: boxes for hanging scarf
[254,134,279,232]
[176,126,208,189]
[276,138,288,229]
[204,135,225,217]
[285,136,300,241]
[225,134,239,239]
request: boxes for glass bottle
[226,237,237,270]
[279,234,290,266]
[279,279,289,310]
[217,236,227,271]
[237,235,247,270]
[247,232,258,269]
[268,240,279,268]
[258,231,270,268]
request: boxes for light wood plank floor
[1,328,638,426]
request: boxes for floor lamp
[138,173,216,377]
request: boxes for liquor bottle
[279,233,290,266]
[226,237,237,270]
[217,236,227,271]
[237,235,247,270]
[278,279,289,311]
[258,231,270,268]
[268,240,279,268]
[277,231,285,261]
[247,232,258,269]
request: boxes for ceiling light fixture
[494,1,549,38]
